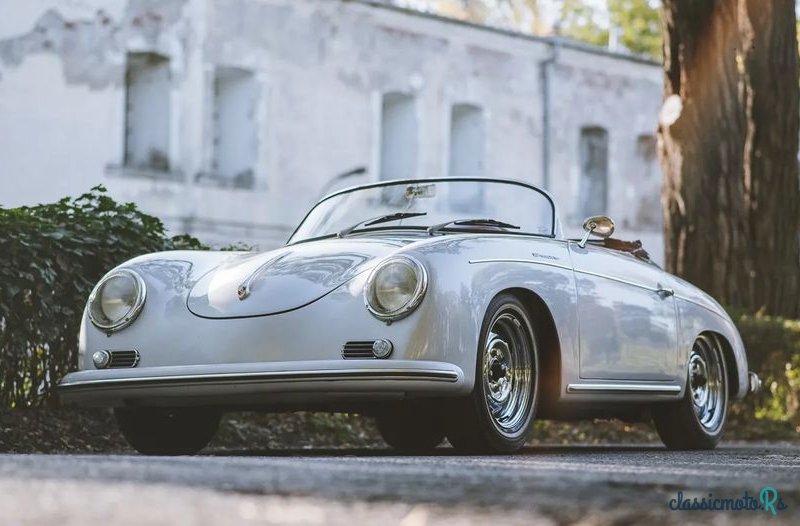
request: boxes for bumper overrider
[58,360,468,408]
[747,371,762,394]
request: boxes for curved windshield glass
[289,178,555,243]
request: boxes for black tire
[375,402,446,453]
[445,293,539,454]
[115,407,221,455]
[652,334,728,450]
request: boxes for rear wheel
[115,407,221,455]
[375,402,445,453]
[445,294,539,454]
[652,335,728,450]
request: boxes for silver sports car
[59,177,761,454]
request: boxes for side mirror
[578,215,615,248]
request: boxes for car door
[569,241,679,381]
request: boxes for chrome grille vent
[342,341,377,359]
[108,350,140,368]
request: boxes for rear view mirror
[578,215,615,248]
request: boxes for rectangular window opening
[578,126,609,218]
[124,52,171,172]
[379,93,418,181]
[448,104,486,211]
[210,67,258,189]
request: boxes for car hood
[187,238,406,318]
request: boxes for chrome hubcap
[481,308,535,437]
[689,337,725,432]
[486,338,513,404]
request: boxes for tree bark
[739,0,800,316]
[659,0,800,316]
[659,0,749,304]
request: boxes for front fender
[409,236,578,396]
[674,298,749,400]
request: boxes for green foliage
[0,187,205,408]
[556,0,661,58]
[219,241,255,252]
[557,0,610,47]
[608,0,662,59]
[435,0,549,34]
[727,311,800,439]
[421,1,664,59]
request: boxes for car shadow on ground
[206,444,669,457]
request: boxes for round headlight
[88,269,146,332]
[365,256,427,321]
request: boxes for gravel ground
[0,408,666,454]
[1,408,796,524]
[0,444,797,525]
[0,478,559,526]
[2,407,794,454]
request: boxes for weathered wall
[0,0,663,260]
[546,44,663,257]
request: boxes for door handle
[656,285,674,298]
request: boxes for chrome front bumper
[58,360,468,408]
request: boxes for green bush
[727,312,800,439]
[0,187,204,408]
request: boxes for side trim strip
[567,383,681,394]
[59,369,460,391]
[468,258,572,272]
[469,259,673,298]
[572,269,660,294]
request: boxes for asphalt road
[0,444,798,525]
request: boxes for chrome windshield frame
[287,177,558,244]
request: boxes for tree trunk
[658,0,800,316]
[659,0,749,304]
[739,0,800,316]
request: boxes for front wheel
[652,334,728,450]
[115,407,221,455]
[445,294,540,454]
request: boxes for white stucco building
[0,0,664,261]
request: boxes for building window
[124,53,170,172]
[636,134,657,177]
[577,126,609,218]
[211,67,258,189]
[449,104,485,177]
[635,134,661,227]
[448,104,485,211]
[379,93,417,180]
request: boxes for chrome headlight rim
[87,268,147,332]
[364,255,428,321]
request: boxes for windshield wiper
[427,218,520,235]
[337,212,428,238]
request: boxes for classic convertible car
[59,177,761,455]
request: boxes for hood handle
[237,253,288,301]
